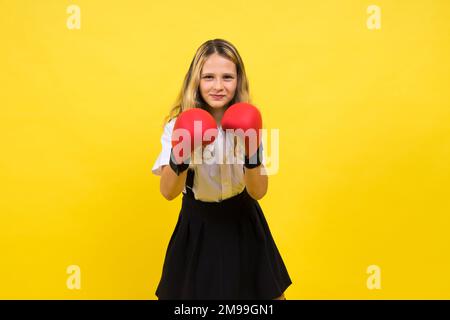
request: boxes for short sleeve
[260,142,267,167]
[151,119,176,176]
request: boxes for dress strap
[185,169,195,197]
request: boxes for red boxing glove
[221,103,262,165]
[170,108,217,174]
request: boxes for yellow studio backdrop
[1,0,449,299]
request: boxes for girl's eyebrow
[201,72,236,76]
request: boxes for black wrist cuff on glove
[169,148,190,176]
[244,147,262,169]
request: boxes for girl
[152,39,292,300]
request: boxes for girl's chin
[207,101,227,108]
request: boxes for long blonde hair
[164,39,251,125]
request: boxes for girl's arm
[160,165,188,201]
[244,164,268,200]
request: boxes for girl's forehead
[202,54,236,73]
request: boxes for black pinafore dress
[155,169,292,300]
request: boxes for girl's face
[199,53,237,110]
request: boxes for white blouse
[152,118,265,202]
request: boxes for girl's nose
[213,79,224,90]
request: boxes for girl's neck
[205,105,226,125]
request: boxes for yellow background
[1,0,449,299]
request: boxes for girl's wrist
[169,148,190,175]
[244,146,262,169]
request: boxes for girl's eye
[203,76,234,79]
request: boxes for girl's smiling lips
[210,94,225,99]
